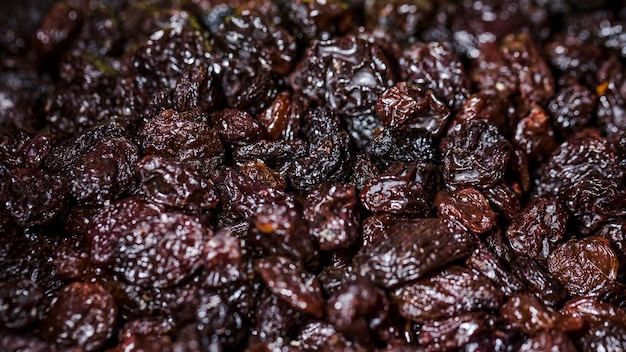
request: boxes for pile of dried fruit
[2,0,626,351]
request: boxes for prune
[290,34,395,118]
[0,168,67,227]
[356,219,475,288]
[393,266,502,323]
[400,42,470,111]
[548,84,596,137]
[370,127,435,168]
[67,136,139,205]
[376,83,451,137]
[41,282,116,352]
[360,163,435,216]
[465,247,527,296]
[505,197,568,262]
[137,156,218,211]
[548,237,618,296]
[87,195,163,265]
[113,213,207,288]
[304,182,359,251]
[327,278,390,345]
[255,255,324,317]
[212,108,263,145]
[443,119,511,190]
[435,188,497,235]
[510,258,567,307]
[564,179,626,235]
[417,312,495,352]
[517,330,577,352]
[512,104,557,163]
[537,136,621,197]
[0,279,43,329]
[202,230,245,288]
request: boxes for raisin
[393,266,503,323]
[510,258,568,307]
[0,168,67,227]
[517,330,577,352]
[370,127,435,168]
[505,196,568,262]
[561,297,626,329]
[400,41,470,111]
[41,282,117,352]
[137,156,218,211]
[500,294,558,335]
[296,321,355,351]
[141,109,224,179]
[548,84,596,137]
[201,230,245,288]
[290,34,395,119]
[537,136,621,197]
[435,188,497,235]
[274,0,352,41]
[512,104,557,163]
[0,131,54,170]
[304,182,359,251]
[418,312,495,352]
[87,196,163,265]
[173,65,221,113]
[365,0,435,44]
[35,2,83,60]
[360,163,436,217]
[443,119,511,190]
[465,247,527,297]
[53,234,92,281]
[563,179,626,235]
[548,236,618,296]
[211,108,263,145]
[237,159,287,190]
[0,279,43,329]
[376,83,451,137]
[356,219,475,288]
[113,213,207,288]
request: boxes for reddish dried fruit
[435,188,497,234]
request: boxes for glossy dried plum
[356,219,474,288]
[304,182,359,251]
[140,109,224,178]
[137,156,218,211]
[443,119,510,190]
[435,188,497,235]
[548,236,618,296]
[41,282,116,352]
[505,197,568,261]
[114,213,207,288]
[87,196,163,265]
[0,168,67,227]
[255,255,324,317]
[393,266,502,323]
[400,41,470,111]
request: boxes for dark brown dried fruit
[418,312,495,352]
[114,213,208,288]
[41,282,116,352]
[548,236,618,296]
[356,219,475,288]
[0,279,43,330]
[255,255,324,317]
[211,108,263,145]
[435,188,497,234]
[393,266,502,323]
[465,247,527,297]
[500,295,557,335]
